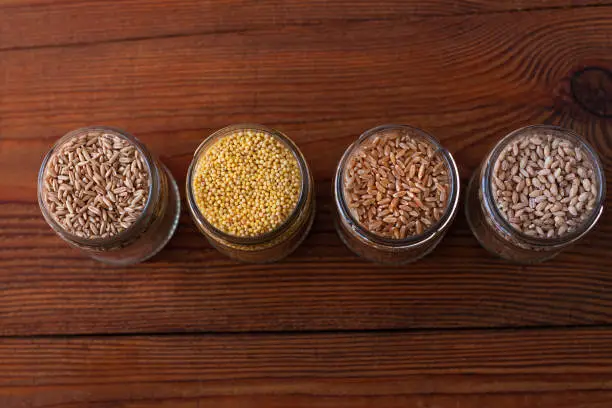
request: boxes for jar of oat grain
[334,124,460,264]
[465,125,606,263]
[38,126,180,265]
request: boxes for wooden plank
[44,394,612,408]
[0,6,610,194]
[1,328,612,407]
[1,0,611,50]
[1,197,612,335]
[0,6,611,335]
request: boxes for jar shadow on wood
[38,126,181,265]
[465,125,606,264]
[333,124,461,265]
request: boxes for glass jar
[334,124,460,264]
[465,125,606,263]
[38,126,180,265]
[186,124,315,263]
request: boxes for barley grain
[492,132,598,239]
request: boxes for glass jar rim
[37,126,159,247]
[481,124,606,246]
[185,123,310,245]
[334,124,460,248]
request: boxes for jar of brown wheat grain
[38,126,180,265]
[465,125,606,264]
[334,124,460,264]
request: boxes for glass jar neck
[334,124,460,249]
[480,125,606,249]
[186,124,311,246]
[37,126,162,250]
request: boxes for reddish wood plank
[60,394,612,408]
[70,394,612,408]
[0,6,611,335]
[0,7,611,155]
[1,328,612,407]
[1,0,611,50]
[1,197,612,335]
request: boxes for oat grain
[42,130,150,239]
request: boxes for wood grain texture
[2,1,612,406]
[1,327,612,407]
[2,196,612,335]
[1,0,611,50]
[1,4,612,335]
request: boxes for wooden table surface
[1,1,612,407]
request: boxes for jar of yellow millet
[186,124,315,263]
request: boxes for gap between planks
[2,323,612,340]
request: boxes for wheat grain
[344,129,450,239]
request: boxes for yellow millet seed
[193,130,302,237]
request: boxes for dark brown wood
[1,199,612,335]
[1,327,612,407]
[1,4,611,335]
[1,1,612,405]
[1,0,611,51]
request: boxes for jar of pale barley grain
[186,124,315,263]
[38,126,180,265]
[334,125,460,264]
[465,125,606,264]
